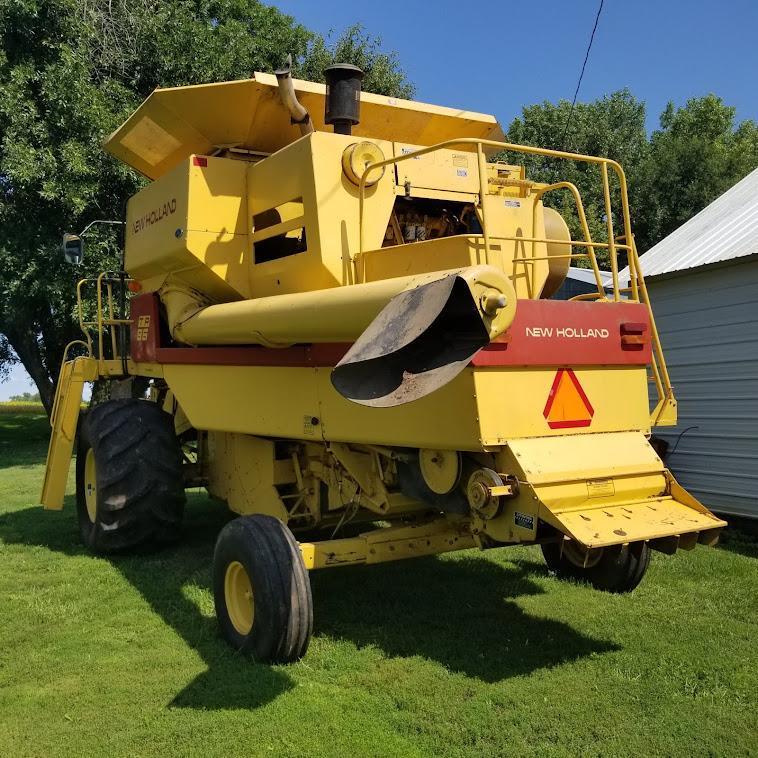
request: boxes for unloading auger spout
[161,265,517,406]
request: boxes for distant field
[0,401,46,414]
[0,411,756,757]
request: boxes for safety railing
[76,271,133,375]
[357,137,674,424]
[357,138,636,297]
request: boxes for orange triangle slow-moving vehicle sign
[543,369,594,429]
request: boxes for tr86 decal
[136,315,151,341]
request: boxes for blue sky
[276,0,758,132]
[2,0,756,399]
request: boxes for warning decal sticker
[543,369,594,429]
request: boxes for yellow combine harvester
[42,61,726,662]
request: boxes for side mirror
[62,233,83,265]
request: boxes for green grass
[0,413,756,757]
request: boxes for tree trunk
[4,327,56,417]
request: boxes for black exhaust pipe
[324,63,364,135]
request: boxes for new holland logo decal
[543,369,594,429]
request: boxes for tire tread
[541,540,651,593]
[76,399,185,554]
[213,514,312,663]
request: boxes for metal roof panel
[619,167,758,280]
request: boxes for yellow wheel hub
[224,560,254,635]
[419,448,461,495]
[84,448,98,524]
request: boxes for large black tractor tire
[76,399,185,553]
[213,515,313,663]
[541,540,651,593]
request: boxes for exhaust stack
[324,63,364,135]
[275,55,313,135]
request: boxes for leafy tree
[0,1,412,414]
[501,91,758,262]
[501,90,649,269]
[635,95,758,251]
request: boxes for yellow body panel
[246,132,395,296]
[162,363,649,449]
[475,367,651,444]
[205,432,290,520]
[358,235,492,279]
[505,430,662,486]
[393,142,482,194]
[125,155,249,299]
[163,364,480,449]
[165,365,322,440]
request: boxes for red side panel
[129,293,350,366]
[154,343,349,367]
[130,293,161,362]
[131,295,650,369]
[472,300,652,367]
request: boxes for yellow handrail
[75,272,132,374]
[600,162,620,301]
[356,136,676,424]
[357,137,634,297]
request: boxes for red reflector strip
[620,322,648,351]
[620,322,646,335]
[621,334,646,351]
[548,418,593,429]
[192,156,208,167]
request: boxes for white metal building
[620,167,758,518]
[552,266,613,300]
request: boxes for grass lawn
[0,411,756,757]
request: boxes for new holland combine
[42,61,726,662]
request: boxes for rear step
[507,432,726,551]
[551,492,725,550]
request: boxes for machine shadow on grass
[310,555,618,682]
[0,495,619,709]
[0,494,294,710]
